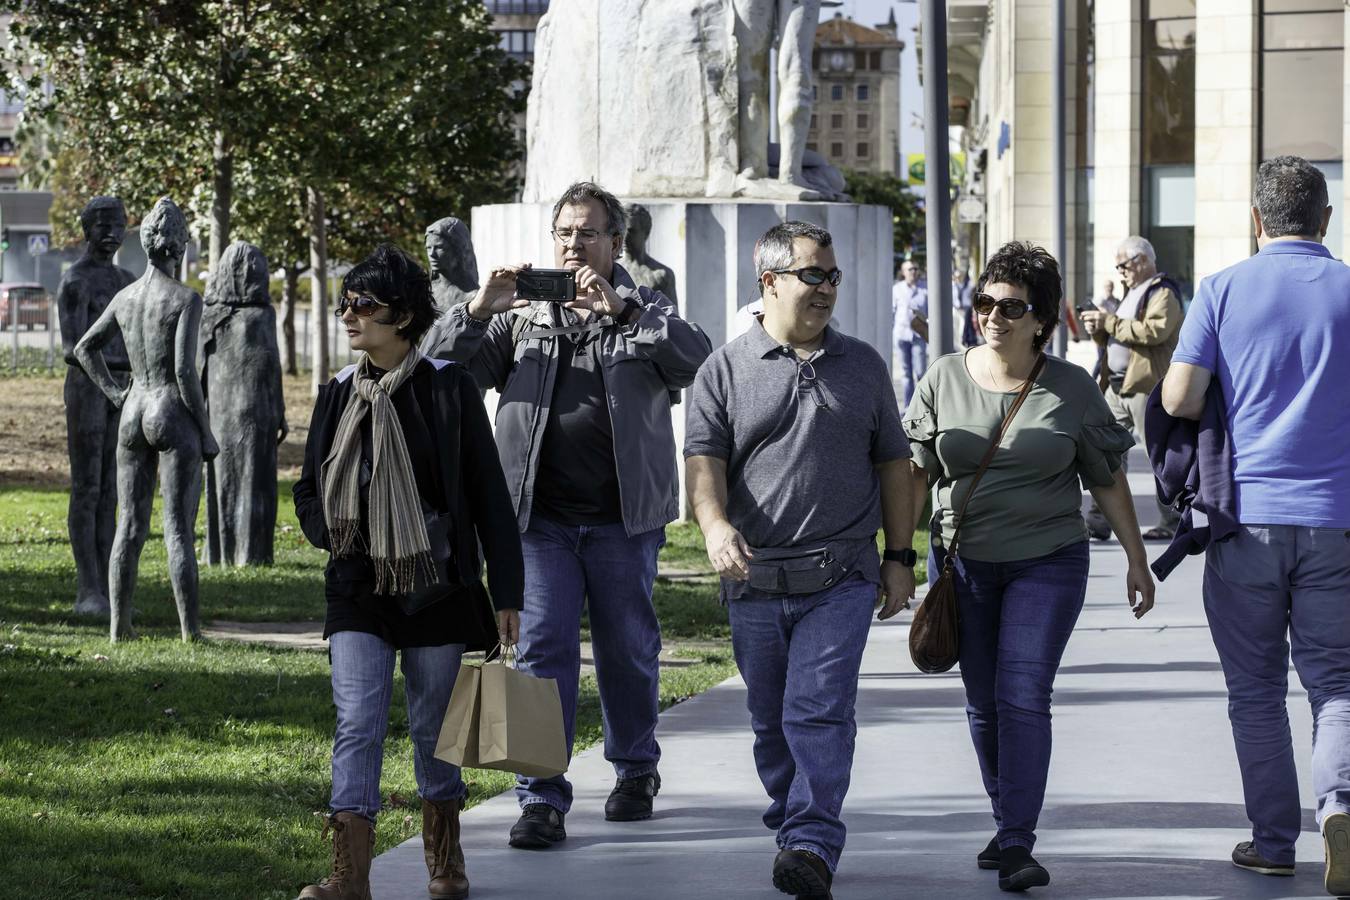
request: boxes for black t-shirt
[322,364,474,649]
[531,328,623,525]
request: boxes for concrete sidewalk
[370,463,1331,899]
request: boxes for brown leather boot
[422,797,469,900]
[298,811,374,900]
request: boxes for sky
[826,0,927,162]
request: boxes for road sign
[27,234,49,255]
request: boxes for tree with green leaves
[843,167,925,260]
[4,0,526,380]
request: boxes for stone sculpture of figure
[58,197,137,617]
[74,197,219,642]
[419,216,479,356]
[621,204,679,302]
[733,0,824,199]
[201,240,287,567]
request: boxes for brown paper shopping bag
[433,662,482,767]
[476,656,568,778]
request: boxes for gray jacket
[437,263,712,536]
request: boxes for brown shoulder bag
[909,354,1046,674]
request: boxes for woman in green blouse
[903,242,1156,892]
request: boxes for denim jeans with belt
[943,540,1090,851]
[728,572,876,872]
[514,515,665,813]
[1204,524,1350,865]
[329,630,467,822]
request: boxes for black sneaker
[1231,841,1294,876]
[1087,522,1111,541]
[998,845,1050,892]
[605,771,661,821]
[772,848,833,899]
[978,836,1001,870]
[508,804,566,849]
[1325,812,1350,896]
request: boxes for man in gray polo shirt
[685,221,916,900]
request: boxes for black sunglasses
[973,293,1033,319]
[772,266,843,287]
[335,294,389,318]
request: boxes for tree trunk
[280,263,299,376]
[308,186,329,394]
[210,129,233,272]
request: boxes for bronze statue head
[210,241,271,307]
[424,217,479,294]
[80,196,128,263]
[140,197,189,265]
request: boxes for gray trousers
[1086,385,1179,534]
[1205,524,1350,864]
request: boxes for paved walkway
[367,459,1329,899]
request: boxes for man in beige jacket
[1081,235,1184,540]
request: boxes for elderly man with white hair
[1081,235,1184,540]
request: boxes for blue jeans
[896,338,928,408]
[328,630,467,822]
[728,573,876,872]
[515,515,665,812]
[1204,524,1350,865]
[946,541,1090,851]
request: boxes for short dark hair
[755,221,833,283]
[1255,156,1329,239]
[341,244,437,345]
[552,181,626,243]
[976,241,1062,352]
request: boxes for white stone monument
[471,0,894,512]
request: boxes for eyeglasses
[773,266,843,287]
[551,227,610,244]
[973,293,1032,319]
[794,356,830,409]
[335,293,389,318]
[1115,254,1142,272]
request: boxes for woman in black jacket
[293,245,523,900]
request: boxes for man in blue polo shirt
[1162,155,1350,897]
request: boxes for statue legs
[159,444,203,640]
[734,0,776,180]
[65,369,119,616]
[109,438,156,642]
[776,0,821,189]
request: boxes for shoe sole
[977,858,1000,871]
[998,866,1050,892]
[604,809,653,822]
[1232,860,1295,877]
[1326,812,1350,895]
[772,857,831,898]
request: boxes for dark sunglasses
[334,294,389,318]
[772,266,843,287]
[973,293,1032,320]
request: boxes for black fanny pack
[746,545,851,595]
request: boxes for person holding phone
[437,181,713,848]
[292,245,523,900]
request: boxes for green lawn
[0,485,734,900]
[0,484,924,899]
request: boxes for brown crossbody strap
[944,353,1046,561]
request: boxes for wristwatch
[883,548,918,567]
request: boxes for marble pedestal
[470,199,896,516]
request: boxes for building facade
[950,0,1346,310]
[485,0,548,62]
[808,14,905,176]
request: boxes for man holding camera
[438,181,712,848]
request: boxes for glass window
[870,51,881,70]
[1262,50,1343,158]
[830,142,844,157]
[807,142,818,153]
[1142,15,1195,165]
[856,84,869,101]
[857,113,869,129]
[1263,12,1342,49]
[812,84,818,100]
[810,114,818,130]
[830,113,843,129]
[830,84,843,101]
[857,142,870,158]
[1147,0,1195,16]
[1263,0,1340,11]
[855,51,866,70]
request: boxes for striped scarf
[320,348,432,595]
